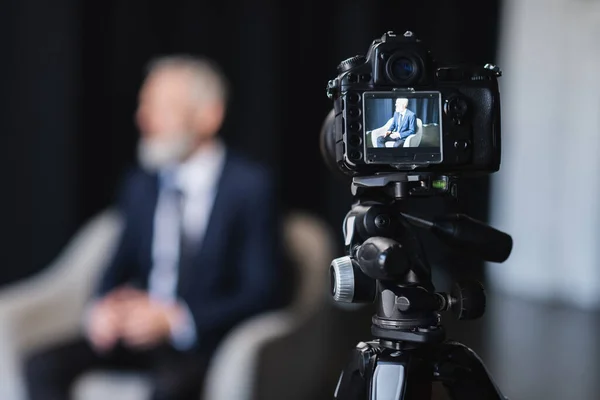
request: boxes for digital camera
[322,31,502,177]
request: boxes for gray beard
[136,134,194,172]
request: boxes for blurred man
[377,97,416,148]
[25,55,282,400]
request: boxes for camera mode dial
[337,55,367,73]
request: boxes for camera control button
[347,73,358,83]
[454,140,470,151]
[349,122,361,132]
[437,67,465,81]
[348,107,361,118]
[349,134,362,146]
[444,96,469,120]
[349,150,362,161]
[360,73,372,82]
[347,92,360,103]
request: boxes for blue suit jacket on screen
[95,149,283,350]
[389,109,416,139]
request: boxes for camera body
[325,31,502,177]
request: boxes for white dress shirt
[148,139,226,350]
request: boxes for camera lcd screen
[362,91,443,165]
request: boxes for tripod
[330,173,512,400]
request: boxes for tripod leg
[335,341,433,400]
[371,352,433,400]
[434,341,507,400]
[334,342,373,400]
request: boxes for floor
[324,286,600,400]
[447,289,600,400]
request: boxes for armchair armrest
[0,209,122,352]
[0,322,24,399]
[202,310,295,400]
[403,134,416,147]
[370,117,394,147]
[204,210,338,400]
[0,210,122,400]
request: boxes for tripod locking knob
[330,256,377,303]
[330,257,355,302]
[450,280,486,320]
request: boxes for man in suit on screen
[24,55,283,400]
[377,97,416,148]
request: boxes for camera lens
[386,53,421,85]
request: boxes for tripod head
[321,31,511,399]
[329,172,512,347]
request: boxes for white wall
[487,0,600,308]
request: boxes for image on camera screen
[363,91,442,164]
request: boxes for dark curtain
[365,97,440,132]
[365,99,394,131]
[1,0,79,284]
[409,98,439,125]
[6,0,500,310]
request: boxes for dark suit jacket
[95,149,283,352]
[389,109,417,139]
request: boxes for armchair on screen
[0,208,338,400]
[368,117,423,148]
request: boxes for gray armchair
[369,117,423,148]
[0,208,337,400]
